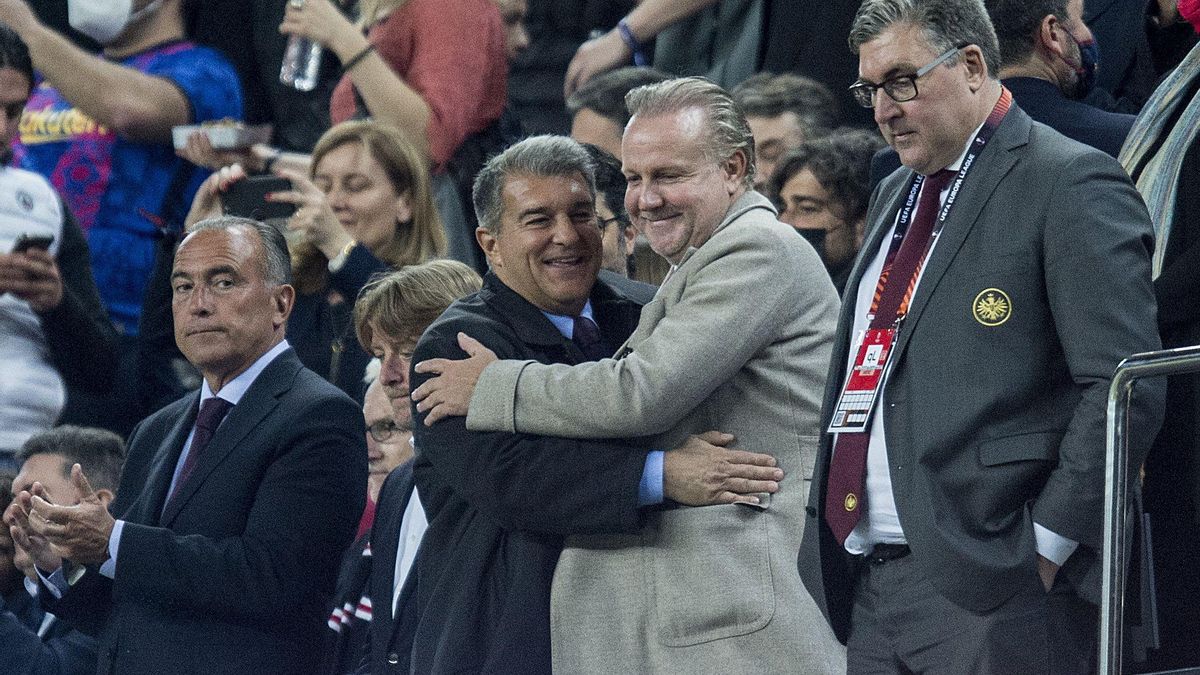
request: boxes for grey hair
[187,216,293,287]
[625,77,756,189]
[472,135,597,234]
[849,0,1002,78]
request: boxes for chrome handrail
[1102,345,1200,675]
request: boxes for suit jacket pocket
[647,504,774,646]
[977,432,1061,466]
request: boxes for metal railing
[1102,345,1200,675]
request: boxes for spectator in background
[987,0,1137,157]
[1,426,126,675]
[580,144,657,302]
[349,260,480,674]
[566,66,671,159]
[769,129,885,295]
[0,25,116,471]
[185,120,445,401]
[732,72,839,188]
[0,0,242,436]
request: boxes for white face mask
[68,0,162,45]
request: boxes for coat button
[388,653,399,665]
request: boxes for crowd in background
[0,0,1199,672]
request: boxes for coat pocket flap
[977,432,1061,466]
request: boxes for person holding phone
[185,120,444,400]
[0,25,117,472]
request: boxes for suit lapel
[133,393,199,524]
[889,108,1031,364]
[160,351,299,526]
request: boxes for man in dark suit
[2,425,125,675]
[6,216,366,674]
[799,1,1163,673]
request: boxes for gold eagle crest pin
[973,288,1011,326]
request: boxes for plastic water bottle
[280,35,322,92]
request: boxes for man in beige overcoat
[412,77,845,673]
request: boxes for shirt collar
[199,339,290,405]
[540,301,595,340]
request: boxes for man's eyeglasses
[849,44,968,109]
[598,215,623,229]
[367,419,399,443]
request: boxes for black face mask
[798,227,827,263]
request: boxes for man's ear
[722,149,749,194]
[960,44,990,90]
[1037,13,1071,62]
[274,284,296,329]
[623,224,637,256]
[476,227,501,268]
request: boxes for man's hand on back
[663,431,784,506]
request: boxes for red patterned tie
[167,396,233,506]
[824,170,955,545]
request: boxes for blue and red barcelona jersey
[15,40,243,335]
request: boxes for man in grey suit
[413,78,845,673]
[797,1,1164,673]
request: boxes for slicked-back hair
[985,0,1069,68]
[187,216,293,287]
[625,77,757,188]
[769,128,888,225]
[472,135,597,234]
[566,66,673,124]
[849,0,1002,78]
[18,425,127,494]
[732,72,839,139]
[354,259,482,352]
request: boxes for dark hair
[473,135,597,234]
[849,0,1002,78]
[769,129,887,225]
[581,144,627,227]
[985,0,1069,69]
[566,66,673,125]
[187,216,293,287]
[0,24,32,93]
[731,73,839,138]
[0,472,13,513]
[18,426,127,493]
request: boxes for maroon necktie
[572,315,610,361]
[824,170,955,546]
[167,396,233,506]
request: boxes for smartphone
[221,176,296,222]
[12,233,55,253]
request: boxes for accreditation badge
[827,327,896,433]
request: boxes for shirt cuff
[23,576,39,598]
[638,450,664,506]
[36,566,68,599]
[1034,522,1078,566]
[99,520,124,579]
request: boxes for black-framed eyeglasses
[848,43,968,109]
[598,215,623,229]
[367,419,399,443]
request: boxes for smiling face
[478,172,601,315]
[171,227,293,390]
[312,141,412,256]
[859,23,987,175]
[622,107,747,264]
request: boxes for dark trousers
[847,552,1096,674]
